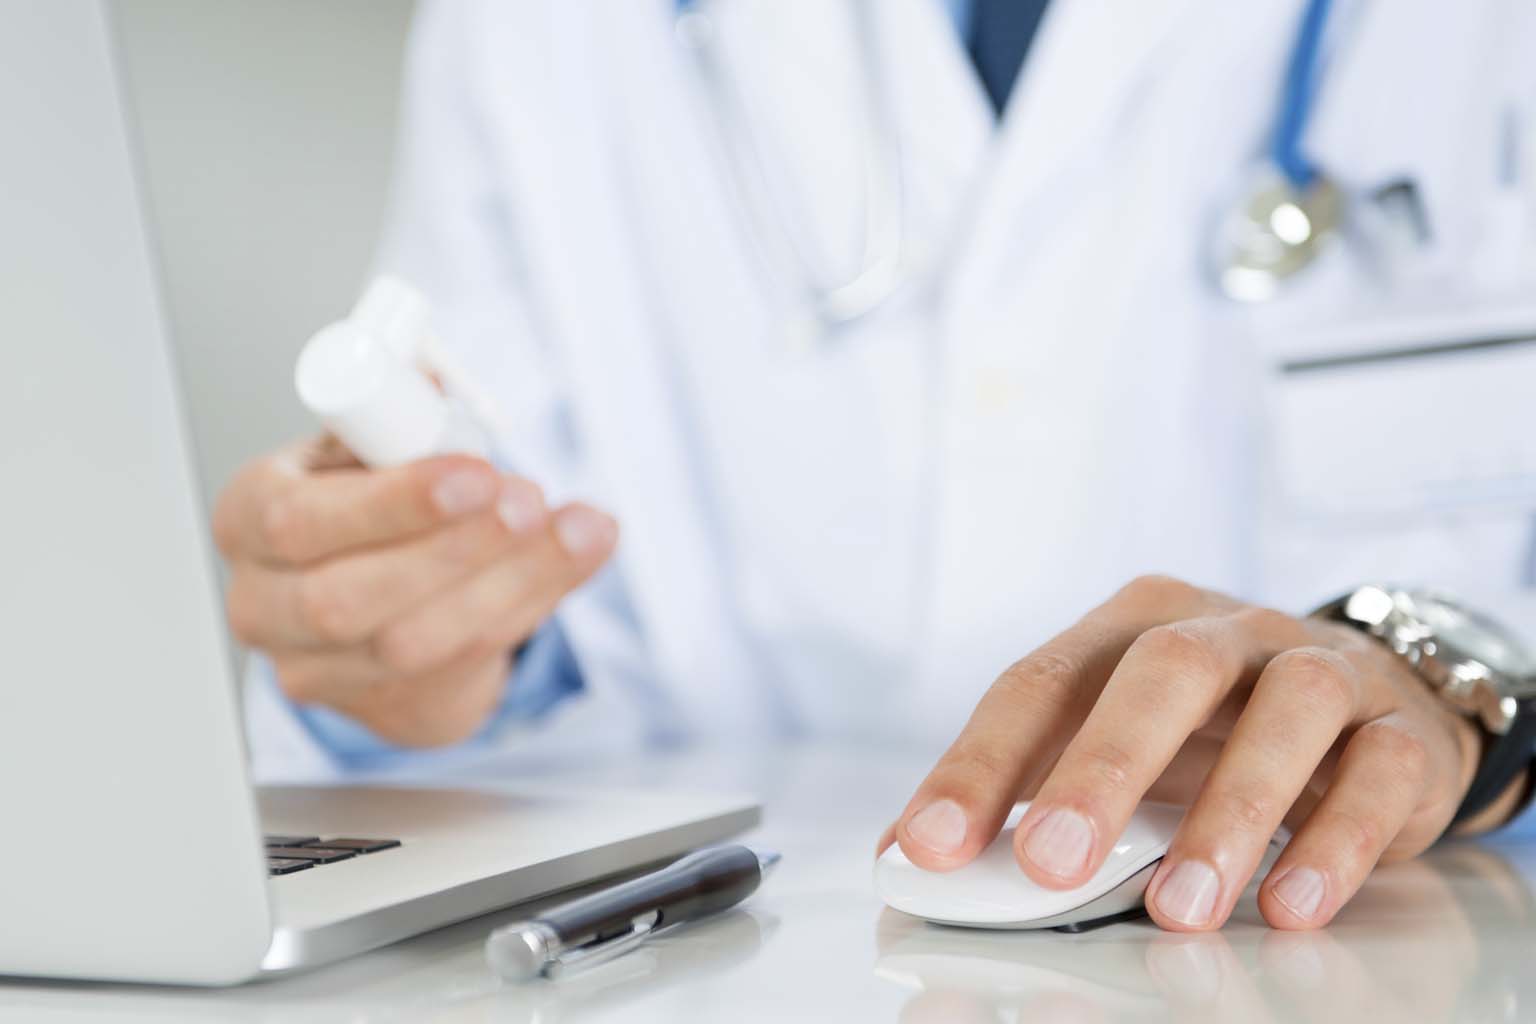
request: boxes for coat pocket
[1265,322,1536,524]
[1255,313,1536,614]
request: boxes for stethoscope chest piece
[1210,0,1350,303]
[1213,165,1342,303]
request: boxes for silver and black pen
[486,845,780,982]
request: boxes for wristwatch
[1314,585,1536,826]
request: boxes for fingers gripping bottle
[294,276,506,468]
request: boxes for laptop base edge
[259,803,760,977]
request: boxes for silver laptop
[0,1,756,986]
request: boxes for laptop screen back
[0,0,273,984]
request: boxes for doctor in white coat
[216,0,1536,932]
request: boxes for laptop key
[265,846,359,864]
[306,838,402,854]
[268,857,315,876]
[264,835,320,848]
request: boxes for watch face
[1405,593,1536,679]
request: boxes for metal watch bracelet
[1311,586,1536,828]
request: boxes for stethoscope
[1211,0,1346,302]
[674,0,907,331]
[675,0,1347,320]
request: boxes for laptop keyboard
[263,835,401,876]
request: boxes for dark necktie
[967,0,1053,116]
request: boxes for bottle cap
[295,321,448,467]
[351,276,509,449]
[350,275,432,364]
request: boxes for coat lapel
[948,0,1210,299]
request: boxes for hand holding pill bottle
[210,278,617,747]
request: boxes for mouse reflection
[874,841,1536,1024]
[875,909,1164,1023]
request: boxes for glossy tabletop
[3,743,1534,1023]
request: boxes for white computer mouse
[876,801,1286,931]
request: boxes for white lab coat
[248,0,1536,778]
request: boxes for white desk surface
[3,743,1535,1023]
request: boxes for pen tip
[755,849,782,877]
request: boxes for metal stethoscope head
[1212,0,1344,303]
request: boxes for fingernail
[1155,860,1221,927]
[554,506,617,558]
[906,799,968,855]
[496,483,545,534]
[432,470,496,516]
[1022,808,1095,879]
[1272,867,1326,921]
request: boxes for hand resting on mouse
[879,577,1527,933]
[876,801,1284,930]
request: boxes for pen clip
[544,909,662,980]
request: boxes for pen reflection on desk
[487,845,780,983]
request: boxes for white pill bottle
[294,277,502,468]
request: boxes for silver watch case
[1329,585,1536,736]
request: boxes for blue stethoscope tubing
[1272,0,1335,190]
